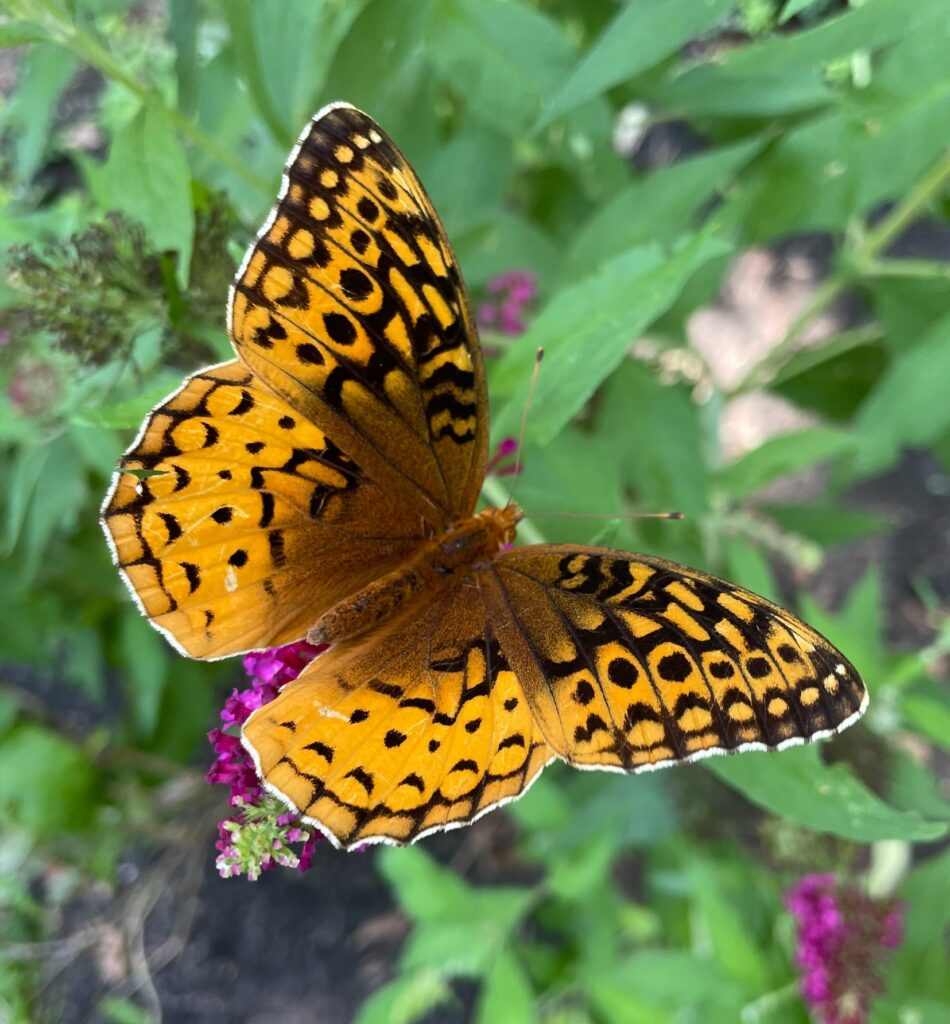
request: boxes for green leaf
[72,376,183,429]
[119,614,169,739]
[715,427,855,499]
[538,0,734,128]
[565,138,763,280]
[779,0,824,22]
[901,680,950,751]
[0,20,51,46]
[597,360,709,519]
[688,860,770,991]
[762,503,891,546]
[587,951,743,1022]
[886,748,950,821]
[5,42,77,184]
[0,723,98,836]
[354,970,451,1024]
[771,340,889,422]
[91,98,195,285]
[475,952,535,1024]
[427,0,575,135]
[708,745,947,842]
[493,233,731,445]
[379,847,534,977]
[851,314,950,477]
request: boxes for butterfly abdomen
[307,504,522,646]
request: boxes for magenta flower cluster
[478,269,537,335]
[786,873,903,1024]
[486,436,520,477]
[207,640,324,878]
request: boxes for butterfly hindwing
[242,581,554,849]
[229,103,488,527]
[481,545,868,771]
[101,361,423,658]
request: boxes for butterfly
[102,102,868,850]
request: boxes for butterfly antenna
[505,347,544,508]
[530,511,685,521]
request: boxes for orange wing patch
[483,546,867,771]
[102,361,422,658]
[229,104,487,526]
[243,583,553,848]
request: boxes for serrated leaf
[538,0,734,128]
[566,138,762,280]
[493,233,731,445]
[708,745,947,842]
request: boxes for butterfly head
[478,502,523,548]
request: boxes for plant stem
[16,1,271,195]
[734,145,950,392]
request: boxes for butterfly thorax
[307,504,522,647]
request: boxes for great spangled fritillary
[102,103,868,849]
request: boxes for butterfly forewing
[229,103,488,527]
[102,362,423,658]
[243,583,553,849]
[481,546,867,771]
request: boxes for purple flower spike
[785,873,904,1024]
[207,640,330,879]
[477,269,538,337]
[486,437,521,478]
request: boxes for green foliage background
[0,0,948,1021]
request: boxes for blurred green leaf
[709,745,947,841]
[90,98,195,285]
[587,951,743,1023]
[354,969,451,1024]
[851,313,950,477]
[538,0,734,128]
[901,679,950,751]
[0,723,98,835]
[885,747,950,820]
[763,503,891,546]
[715,427,855,499]
[779,0,824,22]
[688,859,770,991]
[566,138,762,280]
[4,42,77,185]
[494,232,731,445]
[428,0,575,135]
[380,847,534,977]
[475,952,535,1024]
[771,341,889,421]
[119,614,168,739]
[598,361,710,519]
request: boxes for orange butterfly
[102,103,867,850]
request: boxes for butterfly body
[102,102,868,850]
[307,503,522,646]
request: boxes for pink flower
[486,437,520,478]
[207,640,325,878]
[785,874,904,1024]
[478,269,538,336]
